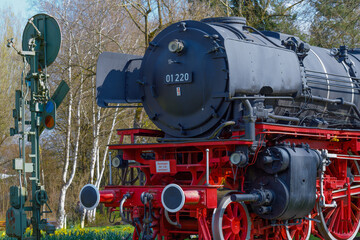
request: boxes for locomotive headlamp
[168,40,184,53]
[230,151,248,167]
[112,155,128,169]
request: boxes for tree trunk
[57,36,73,228]
[95,108,120,188]
[57,29,83,228]
[57,185,68,228]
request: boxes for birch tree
[56,6,82,227]
[33,0,87,228]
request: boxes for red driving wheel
[212,195,251,240]
[317,159,360,240]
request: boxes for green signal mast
[6,14,69,240]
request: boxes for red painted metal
[101,185,218,210]
[183,190,201,205]
[99,190,115,203]
[198,210,211,240]
[109,139,253,150]
[116,128,164,144]
[100,123,360,239]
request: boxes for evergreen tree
[308,0,360,48]
[202,0,305,34]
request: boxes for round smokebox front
[141,20,230,138]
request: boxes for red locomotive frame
[98,123,360,240]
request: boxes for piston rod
[230,193,261,202]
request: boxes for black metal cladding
[96,16,360,137]
[140,20,230,137]
[96,52,142,107]
[96,17,304,137]
[140,17,302,137]
[248,146,321,220]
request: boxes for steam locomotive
[79,17,360,240]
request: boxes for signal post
[6,14,68,240]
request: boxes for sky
[0,0,38,44]
[0,0,36,24]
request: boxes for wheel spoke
[223,214,232,225]
[328,206,339,232]
[290,229,295,239]
[324,207,336,223]
[234,203,239,218]
[226,204,234,219]
[351,201,360,213]
[224,229,232,240]
[222,225,231,230]
[351,209,357,224]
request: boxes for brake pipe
[119,193,133,225]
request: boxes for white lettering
[164,73,191,84]
[156,161,170,173]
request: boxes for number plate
[164,72,192,84]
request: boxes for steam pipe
[164,210,181,228]
[242,99,256,141]
[119,193,133,225]
[304,95,360,119]
[242,25,282,48]
[268,113,300,123]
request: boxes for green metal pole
[6,14,63,240]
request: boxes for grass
[0,225,134,240]
[0,226,356,239]
[0,228,322,240]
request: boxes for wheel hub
[231,218,241,234]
